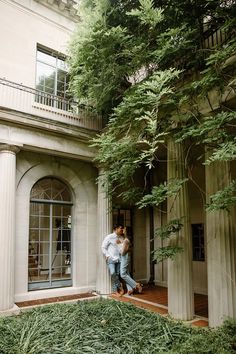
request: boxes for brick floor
[15,293,96,308]
[191,320,209,327]
[111,285,209,327]
[111,294,168,315]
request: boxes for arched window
[28,177,73,290]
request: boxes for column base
[0,304,20,317]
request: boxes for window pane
[36,62,55,94]
[53,205,63,217]
[40,216,50,229]
[57,70,67,97]
[36,49,69,109]
[192,224,205,261]
[29,216,39,228]
[31,178,72,202]
[58,58,68,71]
[37,50,56,66]
[29,230,39,243]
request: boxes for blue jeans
[107,259,121,292]
[120,253,136,291]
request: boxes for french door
[28,178,73,290]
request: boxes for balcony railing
[202,15,235,50]
[202,25,229,49]
[0,78,102,131]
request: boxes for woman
[117,230,143,295]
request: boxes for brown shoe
[127,289,134,296]
[119,283,125,295]
[111,291,121,297]
[136,283,143,294]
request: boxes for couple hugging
[102,224,143,296]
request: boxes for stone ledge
[35,0,79,21]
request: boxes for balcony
[202,25,229,49]
[0,78,102,131]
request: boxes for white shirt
[101,232,121,262]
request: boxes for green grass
[0,299,235,354]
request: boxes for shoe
[111,291,121,297]
[127,289,134,296]
[119,283,125,296]
[136,283,143,294]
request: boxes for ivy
[205,139,236,164]
[137,179,188,208]
[153,246,183,262]
[127,0,164,28]
[155,218,183,239]
[69,0,236,259]
[206,181,236,212]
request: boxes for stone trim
[0,144,21,154]
[35,0,79,21]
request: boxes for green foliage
[153,219,184,262]
[206,181,236,212]
[118,187,144,204]
[0,301,235,354]
[127,0,164,28]
[175,112,236,147]
[204,137,236,164]
[192,34,236,98]
[155,219,183,239]
[137,179,188,208]
[68,1,135,115]
[69,0,236,259]
[92,134,141,196]
[91,67,181,200]
[153,246,183,262]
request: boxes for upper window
[36,46,70,109]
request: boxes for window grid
[35,46,70,110]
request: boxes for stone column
[96,169,112,295]
[206,159,236,327]
[0,144,20,311]
[167,138,194,320]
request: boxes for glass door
[28,178,73,291]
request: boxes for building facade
[0,0,235,328]
[0,0,101,309]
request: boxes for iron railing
[202,25,229,49]
[0,78,102,130]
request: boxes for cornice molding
[34,0,79,21]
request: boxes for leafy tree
[68,0,236,260]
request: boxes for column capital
[0,144,21,154]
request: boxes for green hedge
[0,299,235,354]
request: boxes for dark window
[192,223,205,261]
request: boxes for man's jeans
[120,253,136,291]
[107,259,121,292]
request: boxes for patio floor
[111,285,209,327]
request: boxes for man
[101,224,125,296]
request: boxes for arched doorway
[28,177,73,290]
